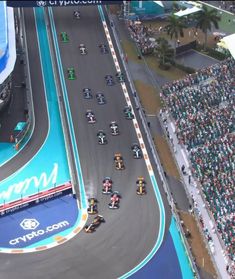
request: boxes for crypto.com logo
[37,1,47,7]
[20,219,40,230]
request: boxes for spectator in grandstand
[160,57,235,263]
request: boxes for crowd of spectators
[0,77,11,111]
[126,20,156,55]
[160,57,235,263]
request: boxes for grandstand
[161,57,235,263]
[0,1,16,111]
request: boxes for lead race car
[84,215,105,233]
[108,191,121,209]
[79,44,87,55]
[136,177,146,195]
[102,177,112,194]
[114,153,125,170]
[86,110,96,124]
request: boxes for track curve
[0,6,171,279]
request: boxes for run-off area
[0,194,78,249]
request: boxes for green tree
[194,6,220,49]
[154,37,174,67]
[165,14,186,56]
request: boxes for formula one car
[110,121,119,136]
[60,31,69,43]
[116,72,125,83]
[79,44,87,55]
[136,177,146,195]
[99,44,108,54]
[97,130,107,145]
[108,191,121,209]
[86,110,96,124]
[73,10,80,19]
[123,106,134,120]
[131,143,142,159]
[102,177,112,194]
[96,93,106,105]
[67,68,76,80]
[114,153,125,170]
[83,88,92,99]
[87,198,98,215]
[84,215,105,233]
[105,75,114,86]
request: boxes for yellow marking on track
[57,238,66,244]
[54,235,63,241]
[82,214,88,221]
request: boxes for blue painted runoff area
[0,7,70,204]
[170,217,195,279]
[0,143,16,166]
[0,194,79,249]
[131,217,194,279]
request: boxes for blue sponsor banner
[0,195,78,249]
[7,1,122,7]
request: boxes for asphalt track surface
[0,7,171,279]
[0,8,48,181]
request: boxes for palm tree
[194,6,220,49]
[165,14,186,56]
[154,37,174,67]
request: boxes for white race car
[86,110,96,124]
[110,121,119,136]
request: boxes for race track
[0,6,172,279]
[0,8,48,181]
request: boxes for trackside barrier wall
[105,7,199,278]
[14,8,35,151]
